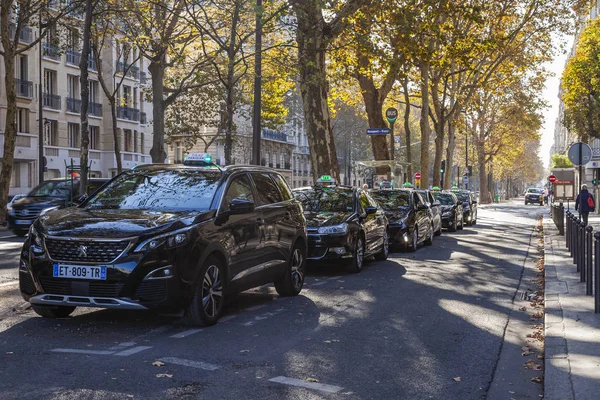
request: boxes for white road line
[170,329,203,339]
[328,276,342,280]
[52,348,115,356]
[311,281,327,287]
[246,304,266,311]
[112,346,152,356]
[159,357,219,371]
[219,315,237,323]
[268,376,343,394]
[0,281,18,287]
[108,342,136,351]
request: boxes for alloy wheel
[356,238,364,269]
[383,231,389,257]
[290,248,304,291]
[201,265,223,318]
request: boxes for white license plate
[14,220,32,225]
[53,264,107,280]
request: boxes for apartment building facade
[0,13,153,196]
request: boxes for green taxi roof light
[319,175,332,181]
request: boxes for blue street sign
[366,128,391,135]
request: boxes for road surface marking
[52,348,115,356]
[312,281,327,287]
[159,357,219,371]
[268,376,343,393]
[170,329,203,339]
[219,314,237,323]
[246,304,266,311]
[113,346,152,356]
[108,342,136,351]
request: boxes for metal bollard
[587,226,594,295]
[595,232,600,313]
[559,204,565,235]
[574,218,580,266]
[566,211,571,250]
[571,214,577,257]
[579,220,585,278]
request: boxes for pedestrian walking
[575,184,595,225]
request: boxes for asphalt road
[0,201,545,399]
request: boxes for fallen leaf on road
[453,377,461,382]
[156,373,173,379]
[152,361,165,367]
[240,350,250,353]
[531,376,543,384]
[5,352,13,355]
[519,306,527,311]
[305,378,319,383]
[525,359,542,370]
[509,391,515,394]
[324,340,331,343]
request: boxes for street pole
[579,142,583,217]
[251,0,262,165]
[465,134,468,190]
[38,21,44,185]
[390,123,394,161]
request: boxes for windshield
[433,193,455,206]
[293,188,354,213]
[28,180,76,198]
[527,188,542,194]
[369,191,410,210]
[85,169,221,211]
[454,192,470,202]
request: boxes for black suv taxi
[293,176,388,273]
[452,189,478,226]
[8,178,109,237]
[370,189,433,251]
[432,191,464,232]
[19,154,307,326]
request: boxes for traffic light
[441,160,446,174]
[593,178,598,186]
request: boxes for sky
[540,34,574,169]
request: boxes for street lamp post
[38,21,44,185]
[251,0,262,165]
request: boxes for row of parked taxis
[18,154,477,327]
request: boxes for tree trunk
[477,139,490,203]
[433,119,444,188]
[0,44,16,224]
[444,121,456,189]
[402,78,412,179]
[149,58,167,163]
[358,77,389,174]
[111,102,123,173]
[419,61,431,188]
[224,2,240,165]
[295,8,340,182]
[79,0,94,194]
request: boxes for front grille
[45,238,129,263]
[19,272,36,295]
[308,247,327,259]
[39,277,124,297]
[135,280,167,302]
[13,206,43,219]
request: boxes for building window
[16,108,29,133]
[67,27,79,50]
[10,163,21,188]
[140,132,144,153]
[133,131,138,153]
[18,55,28,80]
[44,120,58,146]
[67,74,79,99]
[44,69,57,95]
[175,141,183,163]
[124,129,132,152]
[68,123,80,148]
[89,126,99,149]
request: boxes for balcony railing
[139,72,147,84]
[66,97,81,113]
[116,61,139,79]
[117,106,139,121]
[140,112,147,124]
[66,49,81,66]
[89,102,102,117]
[43,93,61,110]
[9,24,33,44]
[15,79,33,98]
[43,43,60,60]
[262,128,288,143]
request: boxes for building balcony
[117,106,139,121]
[116,61,139,79]
[262,128,288,143]
[0,132,38,160]
[15,79,33,98]
[43,43,60,60]
[43,93,61,110]
[89,102,103,117]
[140,112,147,124]
[9,24,33,44]
[66,49,81,66]
[66,97,81,113]
[140,72,147,84]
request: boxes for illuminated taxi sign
[432,186,440,191]
[183,153,214,166]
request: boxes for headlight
[318,223,348,235]
[40,206,59,216]
[134,226,194,252]
[29,225,44,248]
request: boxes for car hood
[382,208,409,223]
[304,211,353,228]
[37,207,214,238]
[12,196,67,209]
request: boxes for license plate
[14,220,32,225]
[53,264,107,280]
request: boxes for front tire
[424,224,434,246]
[434,220,442,236]
[346,236,365,273]
[374,229,389,261]
[183,256,225,326]
[275,244,305,296]
[449,217,458,232]
[32,305,76,318]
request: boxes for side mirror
[229,198,255,215]
[365,206,377,215]
[472,199,478,204]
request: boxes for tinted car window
[252,173,283,205]
[294,188,354,213]
[527,188,542,194]
[223,174,255,211]
[86,169,221,211]
[370,191,410,210]
[433,193,456,205]
[28,181,74,198]
[455,192,470,202]
[271,173,292,201]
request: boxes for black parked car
[19,155,307,326]
[7,178,109,237]
[452,189,478,226]
[416,189,443,236]
[432,191,464,232]
[370,189,434,251]
[293,178,388,273]
[524,188,544,206]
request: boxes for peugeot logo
[77,245,88,258]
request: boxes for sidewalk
[543,213,600,400]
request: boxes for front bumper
[526,196,542,203]
[441,214,454,228]
[306,231,354,263]
[7,211,37,230]
[389,225,409,248]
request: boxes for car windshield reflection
[369,191,410,210]
[294,188,354,213]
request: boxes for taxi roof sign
[183,153,215,167]
[318,175,333,182]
